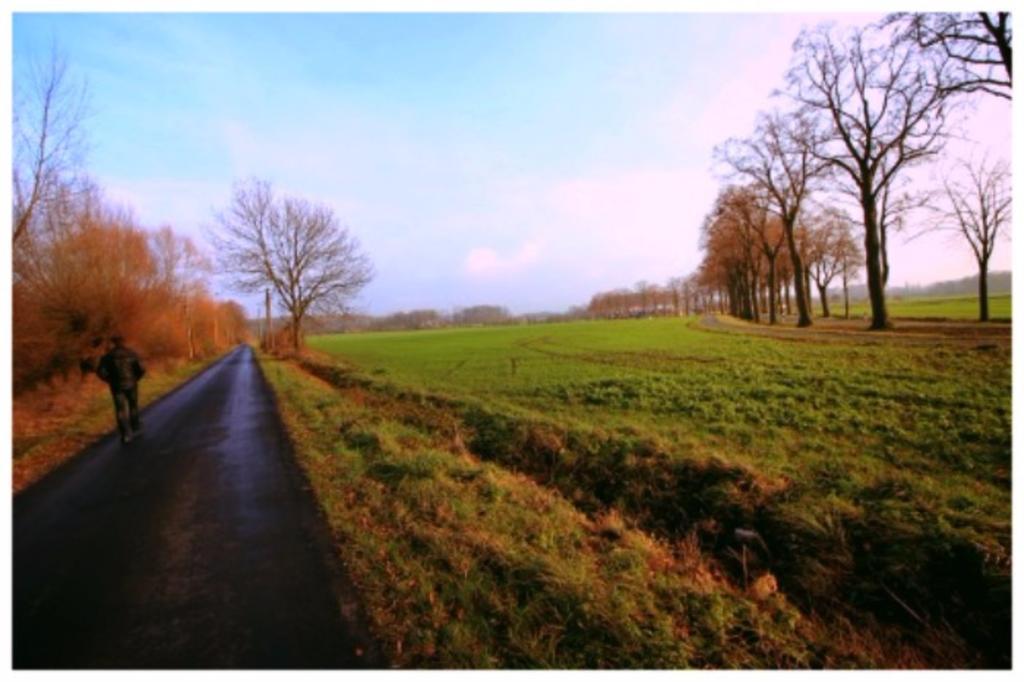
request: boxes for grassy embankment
[259,317,1009,667]
[13,354,223,493]
[844,293,1011,320]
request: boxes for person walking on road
[96,335,146,444]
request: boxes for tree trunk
[985,12,1013,81]
[817,283,831,318]
[881,221,890,286]
[767,257,778,324]
[804,268,813,317]
[265,288,273,351]
[861,191,891,330]
[749,268,760,323]
[978,257,990,322]
[784,278,791,315]
[292,313,302,352]
[740,273,751,320]
[843,272,850,319]
[185,299,195,361]
[783,218,813,327]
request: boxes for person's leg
[112,391,131,442]
[127,385,141,432]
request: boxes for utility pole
[255,306,262,347]
[185,296,195,361]
[265,288,273,351]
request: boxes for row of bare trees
[585,209,864,326]
[696,185,863,323]
[12,49,249,393]
[13,183,249,392]
[13,49,375,384]
[702,13,1011,327]
[587,279,693,319]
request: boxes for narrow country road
[14,345,383,669]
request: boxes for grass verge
[258,351,969,668]
[307,317,1010,655]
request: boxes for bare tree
[13,45,89,244]
[721,186,768,323]
[211,179,374,351]
[805,208,857,318]
[666,276,684,316]
[876,179,935,287]
[151,227,212,360]
[786,24,955,330]
[931,157,1011,321]
[634,280,654,316]
[452,305,511,325]
[838,232,863,320]
[752,211,787,325]
[716,111,825,327]
[885,12,1012,100]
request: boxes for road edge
[251,349,389,669]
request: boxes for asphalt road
[14,345,383,669]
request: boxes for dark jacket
[97,346,146,392]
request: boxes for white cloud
[99,177,229,246]
[463,240,542,278]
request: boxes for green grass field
[843,293,1010,320]
[269,317,1010,667]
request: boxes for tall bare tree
[885,12,1012,100]
[786,24,955,330]
[721,186,770,323]
[876,179,935,287]
[805,208,857,318]
[212,179,374,351]
[151,227,211,360]
[932,157,1011,322]
[716,111,825,327]
[13,45,89,244]
[838,231,863,320]
[752,211,787,325]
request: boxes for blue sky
[12,12,1012,315]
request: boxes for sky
[11,11,1013,316]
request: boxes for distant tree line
[451,305,511,326]
[587,280,690,319]
[308,304,596,334]
[879,270,1011,300]
[695,186,863,322]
